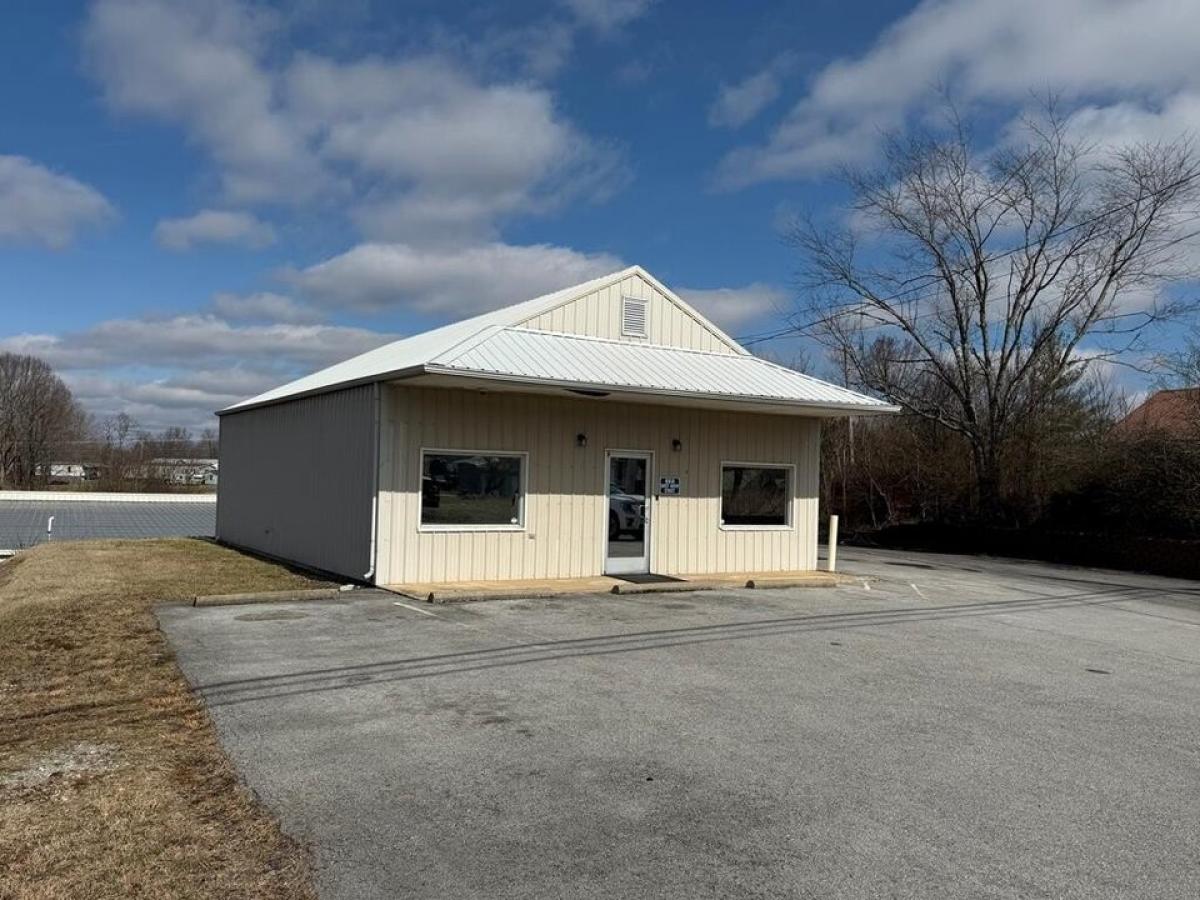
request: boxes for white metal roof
[220,265,896,416]
[221,267,652,412]
[431,327,893,411]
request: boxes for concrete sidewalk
[385,569,841,602]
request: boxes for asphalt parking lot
[159,548,1200,899]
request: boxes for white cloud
[561,0,655,32]
[172,366,282,398]
[0,315,391,372]
[285,53,626,242]
[1,312,396,429]
[210,291,318,323]
[155,209,276,250]
[424,3,650,82]
[65,368,283,431]
[708,55,795,129]
[717,0,1200,187]
[83,0,325,202]
[68,373,247,414]
[1063,92,1200,152]
[0,155,114,249]
[458,19,577,81]
[289,241,625,316]
[83,0,628,242]
[677,283,787,331]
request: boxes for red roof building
[1114,388,1199,437]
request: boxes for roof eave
[215,364,427,416]
[421,365,899,416]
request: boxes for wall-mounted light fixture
[672,438,683,452]
[576,433,588,448]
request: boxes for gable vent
[621,297,648,337]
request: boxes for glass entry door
[605,452,650,575]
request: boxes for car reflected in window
[608,482,644,540]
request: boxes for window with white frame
[720,464,791,527]
[421,451,525,528]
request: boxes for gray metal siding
[216,385,376,579]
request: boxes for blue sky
[2,0,1198,430]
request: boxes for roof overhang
[219,364,900,418]
[410,368,900,417]
[216,365,426,416]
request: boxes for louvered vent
[621,297,648,337]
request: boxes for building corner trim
[363,382,381,583]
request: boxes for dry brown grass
[0,539,329,899]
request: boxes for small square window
[720,465,790,527]
[621,297,648,337]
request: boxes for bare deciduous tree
[97,412,139,487]
[102,412,136,451]
[0,353,86,488]
[792,110,1200,519]
[198,427,218,457]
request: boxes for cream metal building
[216,266,895,586]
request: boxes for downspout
[363,382,381,583]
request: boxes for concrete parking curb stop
[745,573,853,589]
[611,581,713,595]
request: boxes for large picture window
[421,451,525,528]
[720,464,790,527]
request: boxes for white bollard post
[47,515,55,541]
[826,514,839,572]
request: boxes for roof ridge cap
[432,323,507,365]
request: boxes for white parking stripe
[392,601,441,618]
[391,600,470,626]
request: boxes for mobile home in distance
[215,266,895,587]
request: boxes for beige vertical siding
[217,385,376,580]
[518,272,740,354]
[375,385,820,585]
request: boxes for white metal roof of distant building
[220,265,896,416]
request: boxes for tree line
[0,352,216,491]
[791,105,1200,571]
[821,370,1199,538]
